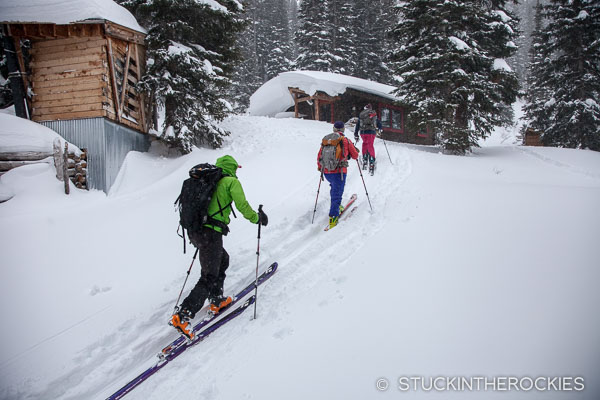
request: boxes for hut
[0,0,151,192]
[248,71,435,146]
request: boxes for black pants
[180,227,229,318]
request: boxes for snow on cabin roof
[0,0,146,34]
[248,71,399,117]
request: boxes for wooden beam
[104,21,145,45]
[119,44,132,117]
[106,37,121,121]
[0,151,53,161]
[133,43,147,132]
[315,98,320,121]
[13,36,31,114]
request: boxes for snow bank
[248,70,398,117]
[0,113,78,154]
[0,0,145,34]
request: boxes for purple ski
[161,262,277,356]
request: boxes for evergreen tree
[329,0,358,75]
[353,1,385,81]
[390,0,520,154]
[228,0,294,111]
[524,0,600,150]
[118,0,245,153]
[295,0,334,71]
[262,0,294,80]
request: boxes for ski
[106,296,256,400]
[341,206,358,221]
[324,194,357,231]
[161,262,278,356]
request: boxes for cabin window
[379,104,404,133]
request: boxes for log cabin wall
[30,35,111,122]
[5,22,148,134]
[3,22,151,193]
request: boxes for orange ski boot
[169,308,194,340]
[209,296,233,315]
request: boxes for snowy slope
[1,116,599,400]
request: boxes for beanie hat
[333,121,345,131]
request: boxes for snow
[0,0,145,34]
[493,58,513,72]
[248,70,398,117]
[1,113,600,399]
[494,10,511,23]
[449,36,471,50]
[0,113,78,154]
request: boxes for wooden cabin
[1,5,151,192]
[250,71,435,146]
[524,127,542,147]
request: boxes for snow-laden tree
[228,0,295,111]
[523,0,600,150]
[329,0,358,75]
[352,0,395,83]
[522,0,551,130]
[390,0,520,154]
[118,0,244,153]
[295,0,334,71]
[263,0,294,80]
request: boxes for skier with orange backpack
[317,121,359,229]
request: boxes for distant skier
[354,103,382,174]
[318,121,359,229]
[170,155,268,339]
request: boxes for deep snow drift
[1,115,599,400]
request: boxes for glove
[258,208,268,227]
[376,130,382,138]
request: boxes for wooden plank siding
[30,36,110,122]
[6,21,147,133]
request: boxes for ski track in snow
[514,146,600,181]
[3,115,599,400]
[3,118,412,400]
[122,140,414,400]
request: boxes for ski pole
[311,169,324,224]
[173,247,199,313]
[356,159,373,212]
[379,129,393,165]
[253,204,263,319]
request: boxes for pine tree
[523,0,550,120]
[353,1,384,80]
[328,0,358,75]
[118,0,245,153]
[228,0,294,111]
[262,0,294,80]
[295,0,334,71]
[524,0,600,150]
[390,0,520,154]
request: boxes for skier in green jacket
[171,155,268,339]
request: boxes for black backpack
[174,163,231,251]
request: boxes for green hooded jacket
[204,155,259,233]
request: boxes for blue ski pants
[325,172,346,217]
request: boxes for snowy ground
[1,115,599,400]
